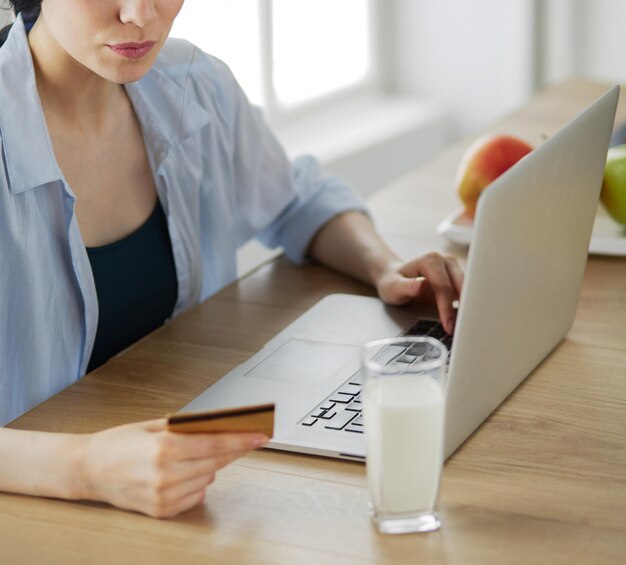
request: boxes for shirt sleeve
[203,53,369,265]
[257,155,369,264]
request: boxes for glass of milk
[362,336,447,534]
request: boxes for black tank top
[86,199,178,372]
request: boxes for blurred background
[2,0,625,268]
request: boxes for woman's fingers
[141,442,251,517]
[414,260,457,334]
[161,432,267,461]
[158,487,208,519]
[163,449,250,485]
[382,273,427,304]
[82,421,269,518]
[144,476,211,518]
[444,255,464,298]
[378,253,464,334]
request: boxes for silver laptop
[184,86,619,461]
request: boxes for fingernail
[447,317,456,335]
[252,436,268,449]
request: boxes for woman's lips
[108,41,156,59]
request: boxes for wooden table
[2,81,625,564]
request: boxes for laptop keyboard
[298,319,453,433]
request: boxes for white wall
[538,0,577,85]
[0,3,12,28]
[390,0,626,137]
[391,0,537,137]
[561,0,626,85]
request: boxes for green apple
[601,144,626,225]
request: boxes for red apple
[455,135,533,217]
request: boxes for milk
[364,375,445,515]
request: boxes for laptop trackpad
[243,339,359,385]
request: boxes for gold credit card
[166,402,275,438]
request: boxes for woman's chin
[102,64,153,85]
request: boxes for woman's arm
[0,427,85,499]
[307,211,464,334]
[0,421,266,517]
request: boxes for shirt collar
[0,15,64,193]
[126,43,212,170]
[0,17,212,193]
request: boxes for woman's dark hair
[8,0,42,18]
[1,1,42,47]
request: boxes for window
[170,0,377,120]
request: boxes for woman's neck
[28,17,124,134]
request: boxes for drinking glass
[362,336,447,534]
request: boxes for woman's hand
[77,419,266,518]
[375,253,464,335]
[307,213,464,334]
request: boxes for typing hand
[375,253,464,335]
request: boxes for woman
[0,0,463,517]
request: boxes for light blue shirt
[0,16,366,426]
